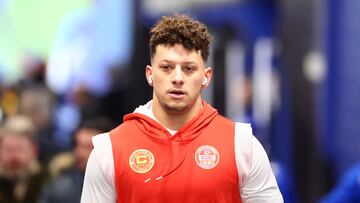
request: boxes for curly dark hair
[149,14,213,62]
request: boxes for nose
[172,66,184,85]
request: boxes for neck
[152,97,203,131]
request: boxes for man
[81,14,283,203]
[37,118,113,203]
[319,163,360,203]
[0,115,49,203]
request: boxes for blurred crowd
[0,51,116,202]
[0,0,123,201]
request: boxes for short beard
[164,103,188,114]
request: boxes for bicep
[240,137,283,203]
[81,150,116,203]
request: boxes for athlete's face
[146,44,212,114]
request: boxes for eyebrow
[159,59,197,65]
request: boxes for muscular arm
[235,123,283,203]
[81,133,116,203]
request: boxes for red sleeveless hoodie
[110,102,242,203]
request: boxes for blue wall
[323,0,360,177]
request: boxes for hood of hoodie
[123,100,218,143]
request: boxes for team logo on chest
[129,149,155,173]
[195,145,220,169]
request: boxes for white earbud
[148,76,153,85]
[202,77,208,85]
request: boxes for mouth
[168,89,187,99]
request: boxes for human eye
[183,65,196,73]
[160,64,172,72]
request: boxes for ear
[146,65,153,86]
[202,67,212,87]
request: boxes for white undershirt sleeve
[81,133,116,203]
[235,123,283,203]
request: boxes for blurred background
[0,0,360,202]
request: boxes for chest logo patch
[129,149,155,174]
[195,145,220,169]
